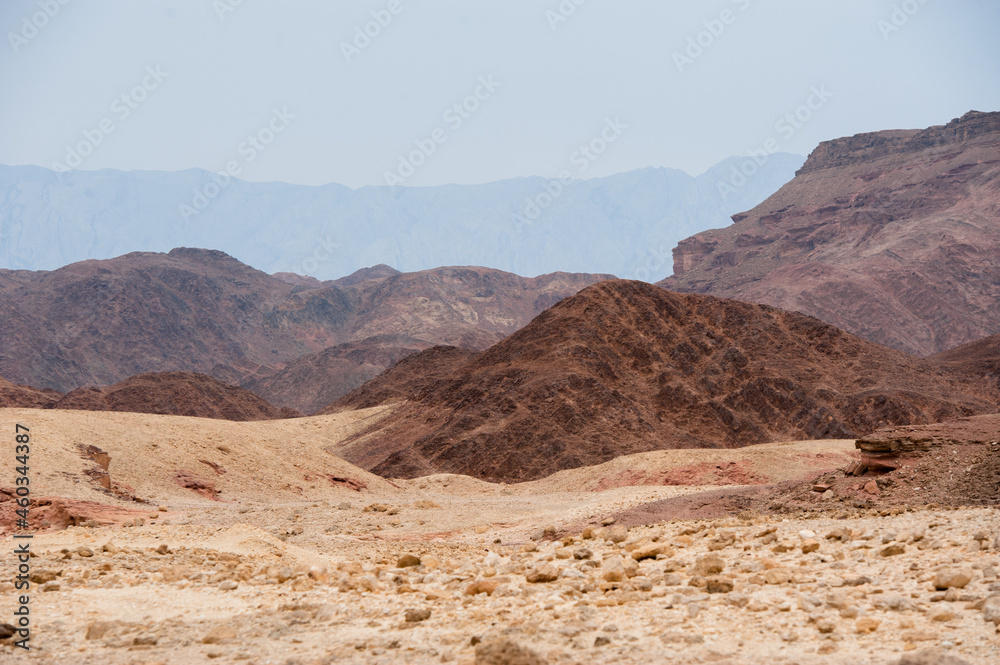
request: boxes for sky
[0,0,998,189]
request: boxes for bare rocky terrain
[1,407,998,665]
[0,372,301,421]
[0,250,610,405]
[324,280,998,483]
[661,111,1000,356]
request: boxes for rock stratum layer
[662,111,1000,356]
[327,280,998,483]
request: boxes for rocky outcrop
[662,111,1000,356]
[326,280,996,483]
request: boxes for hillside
[930,333,1000,391]
[325,280,998,483]
[661,111,1000,356]
[0,249,609,393]
[51,371,300,421]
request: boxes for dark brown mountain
[320,345,480,413]
[245,335,435,414]
[930,333,1000,391]
[326,280,998,483]
[660,111,1000,356]
[0,376,61,408]
[51,371,300,421]
[0,248,610,393]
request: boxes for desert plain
[2,407,998,665]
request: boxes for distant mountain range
[0,155,803,281]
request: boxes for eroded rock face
[662,111,1000,356]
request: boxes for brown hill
[320,345,480,413]
[245,335,435,414]
[0,249,610,393]
[50,371,299,421]
[930,333,1000,391]
[0,376,61,408]
[326,280,997,483]
[661,111,1000,356]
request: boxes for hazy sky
[1,0,998,188]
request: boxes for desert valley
[2,111,999,665]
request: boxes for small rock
[77,547,94,558]
[982,595,1000,625]
[880,543,905,557]
[573,547,593,560]
[856,617,880,633]
[815,617,836,634]
[405,608,431,623]
[604,526,628,543]
[927,605,956,622]
[465,579,502,596]
[601,518,615,526]
[526,564,559,583]
[631,542,672,561]
[706,576,734,594]
[337,502,351,510]
[219,580,238,591]
[202,624,237,644]
[895,649,972,665]
[100,541,119,555]
[934,568,973,590]
[801,539,820,554]
[155,544,170,555]
[85,621,120,640]
[397,554,421,568]
[158,505,168,512]
[692,554,725,577]
[763,568,795,585]
[475,638,545,665]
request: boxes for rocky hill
[930,333,1000,392]
[325,280,998,482]
[661,111,1000,356]
[244,335,435,415]
[50,371,299,421]
[0,376,61,408]
[0,249,609,394]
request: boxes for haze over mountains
[662,110,1000,356]
[0,154,803,280]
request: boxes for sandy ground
[1,408,997,664]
